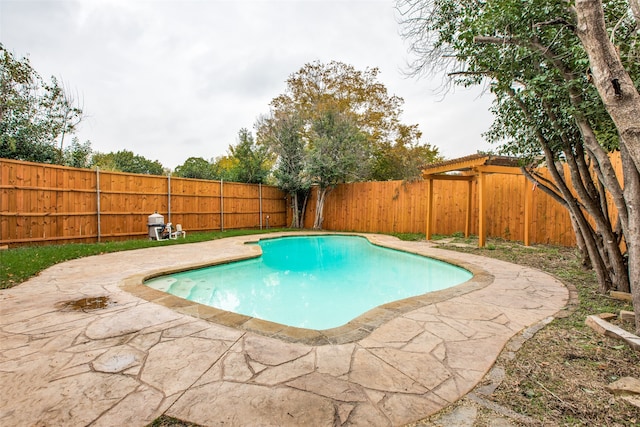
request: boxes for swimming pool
[144,235,472,329]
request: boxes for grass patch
[389,232,425,241]
[0,228,288,290]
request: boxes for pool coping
[120,232,494,346]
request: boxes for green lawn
[0,228,289,290]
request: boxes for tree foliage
[173,156,218,180]
[63,137,93,169]
[0,44,83,164]
[370,124,442,181]
[258,61,437,228]
[398,0,640,329]
[223,128,272,184]
[91,150,164,175]
[270,61,403,148]
[256,113,310,228]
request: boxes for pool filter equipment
[147,212,165,239]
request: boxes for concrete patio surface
[0,232,569,426]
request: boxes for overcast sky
[1,0,495,170]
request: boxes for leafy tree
[256,113,310,228]
[43,76,82,156]
[224,128,271,184]
[370,124,442,181]
[210,154,238,182]
[258,61,434,227]
[173,156,218,180]
[63,137,92,168]
[308,109,370,229]
[91,150,164,175]
[0,44,83,164]
[269,61,426,168]
[398,0,640,330]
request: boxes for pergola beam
[422,156,489,175]
[474,165,523,175]
[421,174,474,181]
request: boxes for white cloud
[1,0,495,169]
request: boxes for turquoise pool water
[144,235,472,329]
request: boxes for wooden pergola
[422,154,529,247]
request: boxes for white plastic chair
[172,223,186,239]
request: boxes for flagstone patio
[0,232,568,426]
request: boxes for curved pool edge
[120,232,495,346]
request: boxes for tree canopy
[1,44,83,164]
[173,156,218,180]
[398,0,640,330]
[91,150,165,175]
[223,128,272,184]
[258,60,439,228]
[308,109,370,228]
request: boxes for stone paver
[0,232,568,426]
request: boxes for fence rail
[0,159,287,246]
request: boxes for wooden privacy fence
[0,159,287,246]
[301,176,577,246]
[301,152,623,247]
[1,153,623,248]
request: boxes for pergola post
[478,171,487,247]
[465,179,473,238]
[425,177,433,240]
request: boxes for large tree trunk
[540,145,613,292]
[622,143,640,334]
[300,190,309,229]
[313,186,332,230]
[569,211,591,268]
[631,0,640,23]
[313,188,324,230]
[574,0,640,332]
[510,87,617,292]
[574,0,640,172]
[563,146,630,292]
[290,192,300,228]
[289,189,310,228]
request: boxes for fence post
[168,174,172,224]
[96,167,101,243]
[259,183,263,230]
[523,175,533,246]
[220,179,224,231]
